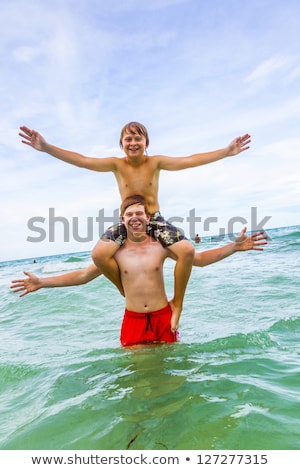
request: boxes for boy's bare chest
[116,160,159,191]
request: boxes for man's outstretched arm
[193,228,268,267]
[10,264,102,297]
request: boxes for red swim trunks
[120,304,178,346]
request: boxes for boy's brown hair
[119,122,150,148]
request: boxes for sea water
[0,226,299,450]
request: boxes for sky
[1,0,300,261]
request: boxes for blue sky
[1,0,300,261]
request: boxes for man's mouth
[129,219,143,229]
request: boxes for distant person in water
[195,234,201,243]
[11,196,267,347]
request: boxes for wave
[189,330,278,354]
[0,363,44,388]
[41,260,90,274]
[64,256,86,263]
[270,225,300,240]
[268,316,300,335]
[178,316,300,356]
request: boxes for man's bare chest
[116,243,164,274]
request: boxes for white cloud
[245,56,294,84]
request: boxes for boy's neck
[124,154,147,166]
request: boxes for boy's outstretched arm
[193,228,268,267]
[158,134,251,170]
[10,264,102,297]
[19,126,117,172]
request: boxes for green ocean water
[0,226,299,450]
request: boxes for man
[11,195,267,346]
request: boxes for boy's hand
[169,299,182,333]
[227,134,251,155]
[19,126,47,151]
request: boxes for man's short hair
[120,195,150,217]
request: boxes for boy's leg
[92,239,124,295]
[167,240,195,332]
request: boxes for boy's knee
[183,243,195,261]
[92,240,119,265]
[92,242,104,260]
[171,240,195,261]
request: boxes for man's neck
[126,233,151,246]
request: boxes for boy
[19,122,251,329]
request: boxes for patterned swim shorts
[101,212,187,248]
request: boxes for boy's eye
[124,135,142,142]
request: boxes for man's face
[122,203,149,240]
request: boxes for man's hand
[227,134,251,156]
[234,227,268,251]
[10,271,42,297]
[19,126,47,151]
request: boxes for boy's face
[121,131,147,158]
[122,203,149,240]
